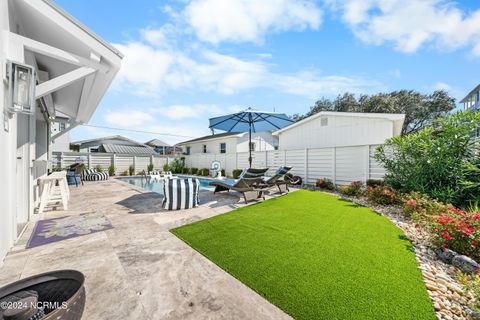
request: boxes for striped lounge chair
[82,169,109,181]
[162,178,200,210]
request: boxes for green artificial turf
[171,190,435,320]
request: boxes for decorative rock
[452,255,480,274]
[436,248,458,263]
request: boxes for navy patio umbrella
[209,108,294,168]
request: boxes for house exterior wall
[277,115,394,150]
[0,0,15,265]
[237,132,278,152]
[182,132,278,155]
[184,136,238,155]
[0,0,48,265]
[50,122,70,152]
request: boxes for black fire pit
[0,270,85,320]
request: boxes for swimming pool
[117,176,214,195]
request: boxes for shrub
[316,178,335,190]
[108,164,115,176]
[128,165,135,176]
[163,163,170,172]
[366,179,384,187]
[338,181,364,197]
[147,163,154,173]
[169,158,184,173]
[182,167,190,174]
[199,168,210,176]
[366,185,398,205]
[375,111,480,207]
[232,169,243,179]
[191,168,198,175]
[401,191,450,221]
[120,170,128,176]
[458,273,480,313]
[221,169,225,176]
[429,208,480,261]
[95,164,103,172]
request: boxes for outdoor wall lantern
[4,60,35,115]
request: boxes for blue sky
[57,0,480,145]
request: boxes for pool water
[117,176,213,195]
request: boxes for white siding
[278,115,393,150]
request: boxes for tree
[294,90,456,135]
[375,111,480,207]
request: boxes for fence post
[60,152,64,169]
[332,147,336,185]
[88,154,91,169]
[365,145,370,182]
[304,148,308,184]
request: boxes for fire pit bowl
[0,270,85,320]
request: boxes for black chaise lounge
[209,168,269,203]
[260,166,293,194]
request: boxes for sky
[56,0,480,145]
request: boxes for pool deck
[0,178,292,320]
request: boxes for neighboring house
[145,139,171,154]
[273,112,405,150]
[0,0,122,263]
[177,132,278,155]
[461,84,480,111]
[71,135,157,155]
[50,115,70,152]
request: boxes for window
[90,147,98,153]
[220,143,226,154]
[186,146,191,155]
[203,145,207,153]
[249,142,255,151]
[320,117,328,126]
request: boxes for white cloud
[433,82,451,91]
[114,37,382,98]
[329,0,480,55]
[113,42,173,96]
[105,110,152,127]
[184,0,322,44]
[150,104,224,119]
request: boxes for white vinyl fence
[52,152,176,174]
[53,144,385,185]
[184,144,385,185]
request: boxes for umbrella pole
[248,122,252,168]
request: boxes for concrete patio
[0,179,291,320]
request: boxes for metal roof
[101,144,157,155]
[145,139,171,147]
[176,132,242,146]
[72,135,144,146]
[460,84,480,103]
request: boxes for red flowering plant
[338,181,364,197]
[429,208,480,261]
[365,185,398,205]
[315,178,335,190]
[401,191,451,222]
